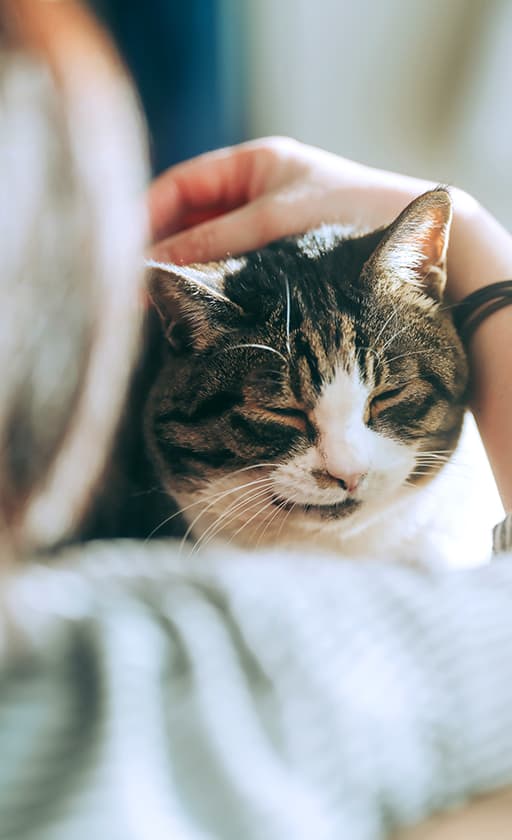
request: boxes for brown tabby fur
[83,189,470,548]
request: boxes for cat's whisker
[174,462,281,517]
[385,346,457,366]
[184,495,257,557]
[148,461,285,544]
[146,486,238,542]
[198,489,277,551]
[187,481,276,550]
[215,462,282,483]
[144,473,276,541]
[284,273,292,357]
[415,461,474,475]
[214,494,279,554]
[415,458,451,465]
[181,479,275,549]
[415,452,452,460]
[415,451,454,464]
[228,495,279,544]
[378,322,411,356]
[191,485,275,554]
[145,505,200,542]
[407,466,471,481]
[411,461,447,469]
[417,449,452,455]
[220,499,279,554]
[416,460,449,465]
[276,500,297,541]
[200,484,275,543]
[226,343,288,365]
[252,503,288,549]
[255,496,289,547]
[373,305,401,348]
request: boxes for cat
[91,188,502,565]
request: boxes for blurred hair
[0,6,148,558]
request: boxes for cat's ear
[364,188,453,301]
[146,258,245,351]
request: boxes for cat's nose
[328,469,365,493]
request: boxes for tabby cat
[142,188,499,564]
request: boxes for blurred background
[90,0,512,227]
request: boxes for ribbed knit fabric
[0,532,512,840]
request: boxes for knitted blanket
[1,531,512,840]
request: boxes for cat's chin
[271,494,361,519]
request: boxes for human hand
[148,135,510,304]
[148,136,440,264]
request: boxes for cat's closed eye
[266,405,308,431]
[369,385,407,419]
[268,406,307,419]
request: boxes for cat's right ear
[363,187,453,301]
[146,259,244,351]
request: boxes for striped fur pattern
[145,190,486,560]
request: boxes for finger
[147,144,260,242]
[149,193,305,264]
[175,201,248,233]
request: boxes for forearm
[449,199,512,512]
[464,309,512,511]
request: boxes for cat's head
[145,188,468,547]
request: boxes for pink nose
[327,469,365,493]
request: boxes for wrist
[447,189,512,302]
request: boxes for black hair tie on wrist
[452,280,512,343]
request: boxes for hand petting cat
[149,137,442,264]
[148,137,512,513]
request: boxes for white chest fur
[271,413,502,567]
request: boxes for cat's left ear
[146,258,244,351]
[363,188,453,301]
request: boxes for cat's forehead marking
[312,364,375,479]
[293,311,358,403]
[314,364,369,428]
[333,314,359,375]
